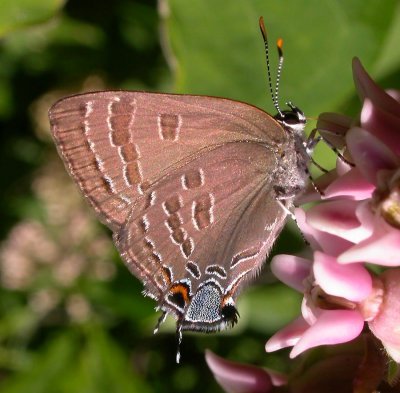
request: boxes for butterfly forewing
[49,91,294,329]
[49,91,287,229]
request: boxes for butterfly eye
[282,111,301,124]
[277,109,304,124]
[167,283,191,309]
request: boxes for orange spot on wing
[170,283,190,303]
[161,266,172,285]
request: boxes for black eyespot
[221,304,239,326]
[167,282,191,310]
[168,292,186,309]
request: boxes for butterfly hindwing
[113,139,285,300]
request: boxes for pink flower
[207,335,391,392]
[207,58,400,392]
[266,58,400,361]
[265,249,383,359]
[205,350,278,393]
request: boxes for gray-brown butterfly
[48,18,311,362]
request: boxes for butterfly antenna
[259,17,283,116]
[275,38,284,113]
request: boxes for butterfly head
[274,102,306,136]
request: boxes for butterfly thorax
[272,105,309,201]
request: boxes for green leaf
[64,328,151,393]
[164,0,400,170]
[0,333,78,393]
[238,284,302,334]
[0,0,65,38]
[0,328,151,393]
[374,2,400,77]
[165,0,399,114]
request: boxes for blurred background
[1,0,400,391]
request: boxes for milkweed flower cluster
[206,58,400,392]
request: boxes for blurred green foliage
[0,0,399,392]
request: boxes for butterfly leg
[275,199,295,220]
[275,199,311,246]
[305,127,320,153]
[308,127,355,167]
[306,129,329,173]
[304,167,325,197]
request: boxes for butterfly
[48,17,311,362]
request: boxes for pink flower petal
[361,99,400,156]
[306,200,372,243]
[205,350,273,393]
[265,369,287,387]
[313,252,372,302]
[297,170,337,204]
[296,208,353,256]
[324,167,375,200]
[346,127,399,185]
[290,310,364,358]
[265,316,309,352]
[317,112,353,133]
[354,200,375,230]
[338,229,400,266]
[270,254,311,292]
[384,345,400,363]
[301,296,320,325]
[368,269,400,346]
[336,155,353,176]
[352,58,400,118]
[386,89,400,103]
[317,112,353,149]
[295,208,322,250]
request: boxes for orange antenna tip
[277,38,284,58]
[259,16,267,40]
